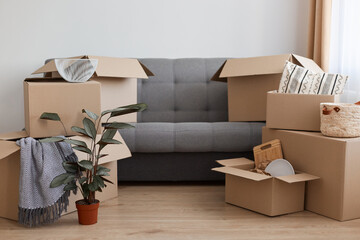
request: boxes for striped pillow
[278,61,348,95]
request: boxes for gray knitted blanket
[16,137,78,227]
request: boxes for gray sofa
[118,58,265,181]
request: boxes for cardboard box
[24,79,101,138]
[211,54,323,121]
[266,90,340,131]
[33,55,154,122]
[0,131,131,221]
[212,158,318,216]
[262,127,360,221]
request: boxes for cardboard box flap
[212,166,272,181]
[292,54,324,73]
[33,55,153,79]
[211,61,227,82]
[0,131,28,141]
[214,54,290,80]
[139,62,155,77]
[70,131,131,165]
[0,141,20,160]
[216,158,254,167]
[88,56,151,79]
[275,173,320,184]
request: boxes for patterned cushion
[278,61,348,95]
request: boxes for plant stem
[60,120,68,136]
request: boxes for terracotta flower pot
[75,200,100,225]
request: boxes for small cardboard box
[0,131,131,221]
[212,158,318,216]
[24,79,101,138]
[266,90,340,131]
[262,127,360,221]
[211,54,322,121]
[33,55,154,123]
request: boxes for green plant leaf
[104,122,134,130]
[98,138,122,145]
[63,182,77,191]
[88,181,98,192]
[73,146,92,154]
[100,176,114,185]
[96,166,111,176]
[71,126,89,137]
[64,139,87,148]
[82,109,99,121]
[63,174,76,184]
[78,160,93,170]
[40,112,61,121]
[101,103,147,117]
[62,161,78,173]
[102,129,117,140]
[50,173,71,188]
[39,137,64,143]
[79,177,87,184]
[94,175,105,188]
[81,183,90,198]
[83,117,97,139]
[98,154,109,159]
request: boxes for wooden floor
[1,183,360,240]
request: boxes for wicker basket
[320,103,360,137]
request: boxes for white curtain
[329,0,360,103]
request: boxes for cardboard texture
[33,55,154,123]
[0,131,131,221]
[213,158,318,216]
[24,79,101,138]
[211,54,322,121]
[262,127,360,221]
[266,90,340,131]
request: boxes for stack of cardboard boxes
[212,54,358,221]
[0,56,153,221]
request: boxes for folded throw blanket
[16,137,78,227]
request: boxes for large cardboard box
[211,54,323,121]
[262,127,360,221]
[212,158,318,216]
[24,79,101,138]
[0,131,131,221]
[266,90,340,131]
[33,55,154,122]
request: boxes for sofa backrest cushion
[138,58,228,122]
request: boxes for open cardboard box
[33,55,154,123]
[24,79,101,138]
[262,127,360,221]
[211,54,322,121]
[212,158,319,216]
[0,130,131,221]
[266,90,340,131]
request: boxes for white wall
[0,0,309,133]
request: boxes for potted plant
[39,103,147,225]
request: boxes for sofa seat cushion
[119,122,265,153]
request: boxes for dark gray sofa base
[117,152,254,181]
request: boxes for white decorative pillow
[278,61,348,95]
